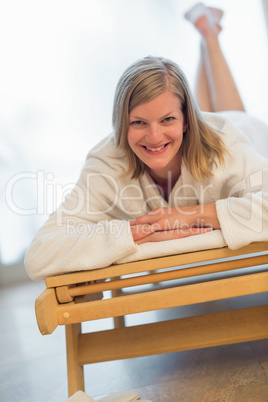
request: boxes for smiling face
[128,90,186,183]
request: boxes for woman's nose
[146,124,163,143]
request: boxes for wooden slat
[45,241,268,288]
[63,254,268,298]
[56,272,268,325]
[78,305,268,364]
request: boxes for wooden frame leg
[65,323,85,396]
[111,282,125,329]
[113,314,125,328]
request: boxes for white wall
[1,0,268,284]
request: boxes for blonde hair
[112,56,227,180]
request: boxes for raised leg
[201,33,245,112]
[65,323,85,396]
[185,3,245,112]
[194,50,213,112]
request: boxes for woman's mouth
[143,143,169,152]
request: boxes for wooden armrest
[35,288,59,335]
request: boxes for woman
[25,4,268,280]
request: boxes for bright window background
[1,0,268,264]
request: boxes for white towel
[66,390,150,402]
[66,391,94,402]
[116,230,226,264]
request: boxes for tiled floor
[0,280,268,402]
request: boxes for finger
[135,227,213,244]
[130,208,165,226]
[131,224,156,241]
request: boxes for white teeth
[145,144,166,152]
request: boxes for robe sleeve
[25,149,137,280]
[215,134,268,249]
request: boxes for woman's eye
[163,117,175,123]
[131,120,145,125]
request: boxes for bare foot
[208,6,224,24]
[184,3,224,37]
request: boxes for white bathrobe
[25,112,268,280]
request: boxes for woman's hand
[130,204,220,244]
[131,226,213,244]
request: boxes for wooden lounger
[35,242,268,397]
